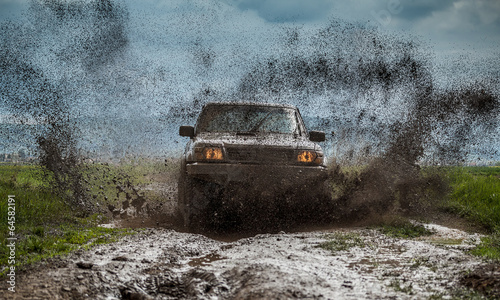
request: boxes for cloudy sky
[1,0,498,160]
[2,0,499,57]
[1,0,499,89]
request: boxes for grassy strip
[380,217,435,239]
[0,164,135,276]
[444,167,500,231]
[0,225,134,277]
[317,232,366,254]
[443,166,500,260]
[469,234,500,260]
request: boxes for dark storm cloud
[389,0,500,31]
[230,0,455,24]
[393,0,455,21]
[233,0,333,22]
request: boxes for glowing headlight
[195,147,224,161]
[297,150,323,165]
[204,147,223,160]
[297,151,316,163]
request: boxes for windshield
[196,105,300,134]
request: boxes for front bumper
[186,162,327,187]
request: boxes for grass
[324,164,500,261]
[442,166,500,260]
[0,165,74,226]
[469,233,500,260]
[444,167,500,231]
[317,232,366,254]
[388,278,414,295]
[357,165,499,260]
[0,164,136,277]
[380,217,435,239]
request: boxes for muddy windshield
[196,105,300,135]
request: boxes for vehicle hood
[193,133,322,151]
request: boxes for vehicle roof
[203,102,297,110]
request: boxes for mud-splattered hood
[193,132,323,151]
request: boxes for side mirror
[179,126,195,138]
[309,130,325,142]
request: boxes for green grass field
[442,166,500,260]
[444,166,500,231]
[0,164,135,276]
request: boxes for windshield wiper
[249,111,273,133]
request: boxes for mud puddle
[188,253,227,267]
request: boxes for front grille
[225,146,295,164]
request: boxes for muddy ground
[2,184,500,300]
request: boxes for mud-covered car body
[178,102,327,229]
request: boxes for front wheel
[178,173,213,231]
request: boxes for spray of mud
[1,1,499,228]
[232,20,500,225]
[0,0,129,212]
[0,20,85,209]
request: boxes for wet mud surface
[1,190,498,300]
[0,225,492,299]
[461,264,500,299]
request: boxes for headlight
[297,150,323,165]
[195,146,224,161]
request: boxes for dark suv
[178,102,327,229]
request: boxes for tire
[178,171,210,231]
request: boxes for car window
[197,106,299,134]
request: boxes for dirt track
[1,178,499,299]
[2,216,498,299]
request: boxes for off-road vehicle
[178,102,327,230]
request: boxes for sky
[235,0,500,52]
[1,0,499,68]
[0,0,499,161]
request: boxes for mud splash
[0,0,129,211]
[0,0,498,229]
[231,20,499,223]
